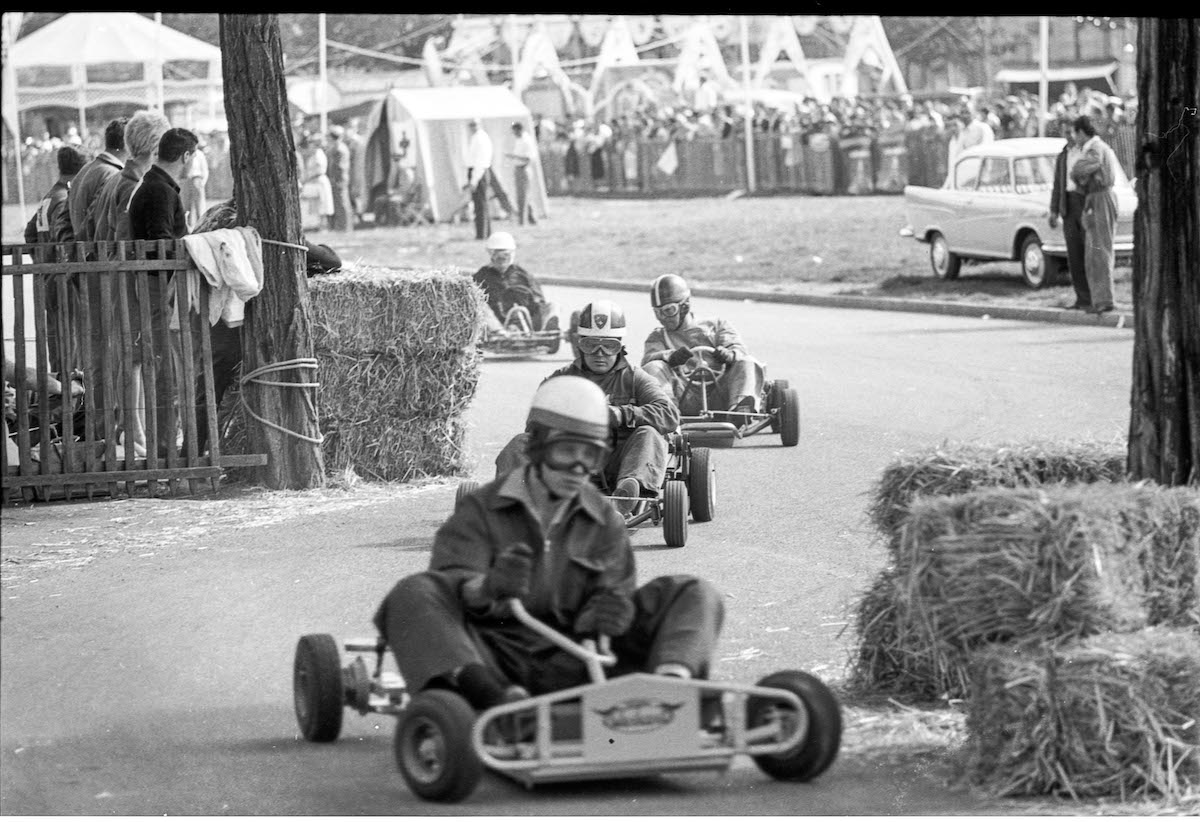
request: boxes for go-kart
[293,598,842,803]
[458,431,713,549]
[672,346,800,449]
[480,304,563,357]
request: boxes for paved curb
[538,276,1134,329]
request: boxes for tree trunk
[1127,18,1200,486]
[219,15,325,489]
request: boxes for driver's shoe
[613,477,641,518]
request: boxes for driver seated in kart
[373,375,724,711]
[472,231,558,336]
[494,299,679,518]
[641,274,766,420]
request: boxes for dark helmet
[650,274,691,308]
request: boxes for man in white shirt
[465,118,494,240]
[961,109,995,151]
[505,121,538,225]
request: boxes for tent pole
[3,39,25,213]
[155,12,165,113]
[740,15,755,194]
[1037,16,1049,137]
[319,13,328,135]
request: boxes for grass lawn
[3,195,1132,311]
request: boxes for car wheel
[928,232,961,280]
[748,670,842,782]
[1019,234,1061,289]
[455,480,482,508]
[395,689,483,802]
[768,380,789,434]
[662,480,688,547]
[779,387,801,447]
[293,634,345,743]
[687,446,715,523]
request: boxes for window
[954,156,982,190]
[977,157,1012,193]
[1014,155,1056,193]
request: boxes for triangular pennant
[753,16,809,88]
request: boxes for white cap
[486,231,516,251]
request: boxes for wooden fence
[2,240,266,503]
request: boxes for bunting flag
[829,16,854,35]
[844,16,907,95]
[578,15,610,48]
[421,37,445,87]
[659,15,695,42]
[705,16,735,42]
[673,21,733,96]
[627,16,656,45]
[792,15,818,36]
[544,17,574,50]
[589,16,640,97]
[655,141,678,176]
[754,15,809,88]
[513,20,570,96]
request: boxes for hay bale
[847,484,1200,701]
[963,628,1200,800]
[307,266,485,481]
[868,440,1127,543]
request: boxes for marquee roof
[10,12,220,69]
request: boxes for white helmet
[575,300,626,340]
[486,231,516,251]
[527,376,610,447]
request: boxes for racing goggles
[653,302,685,318]
[578,337,623,356]
[543,438,608,474]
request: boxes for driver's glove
[482,542,534,600]
[574,589,636,637]
[666,346,692,368]
[713,346,736,364]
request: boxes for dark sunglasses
[578,337,622,355]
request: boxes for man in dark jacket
[495,300,678,518]
[68,117,127,242]
[127,127,199,458]
[373,375,723,711]
[1048,120,1090,310]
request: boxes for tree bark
[219,15,325,489]
[1127,18,1200,486]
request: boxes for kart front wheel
[748,670,842,782]
[293,634,345,743]
[779,387,801,447]
[395,689,483,803]
[768,380,790,434]
[662,480,689,548]
[687,446,715,523]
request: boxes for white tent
[361,86,549,223]
[7,12,222,133]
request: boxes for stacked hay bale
[308,267,486,481]
[849,439,1129,697]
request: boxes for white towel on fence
[182,227,264,328]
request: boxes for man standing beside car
[1067,114,1120,315]
[1048,119,1091,310]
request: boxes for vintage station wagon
[900,137,1137,288]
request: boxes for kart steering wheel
[682,345,725,386]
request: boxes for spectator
[326,125,354,232]
[464,118,493,240]
[505,121,538,225]
[344,117,367,225]
[90,111,171,243]
[1068,114,1121,315]
[69,117,128,242]
[960,108,995,151]
[298,133,334,231]
[181,137,210,230]
[24,146,86,247]
[372,158,427,227]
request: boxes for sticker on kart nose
[582,674,703,760]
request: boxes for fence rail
[3,240,265,502]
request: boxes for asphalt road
[0,286,1135,815]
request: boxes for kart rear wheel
[455,480,482,508]
[687,446,715,523]
[395,689,483,803]
[662,480,689,547]
[768,380,790,434]
[779,387,801,447]
[748,670,841,782]
[293,634,345,743]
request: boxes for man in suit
[1048,119,1091,310]
[68,117,127,242]
[1067,115,1121,315]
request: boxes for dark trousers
[470,171,490,240]
[373,571,724,695]
[1063,191,1089,306]
[190,320,243,454]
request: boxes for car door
[934,155,982,254]
[957,156,1012,257]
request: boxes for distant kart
[458,430,714,549]
[673,346,800,449]
[480,305,563,357]
[293,599,842,803]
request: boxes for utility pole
[740,15,755,194]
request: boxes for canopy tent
[361,86,548,223]
[995,61,1120,96]
[6,12,222,136]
